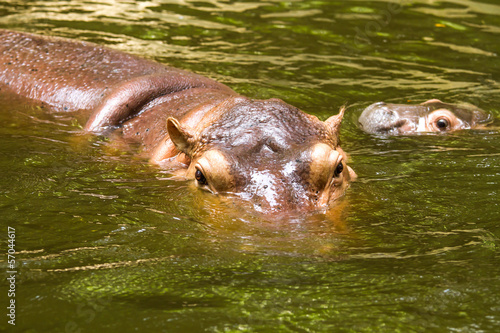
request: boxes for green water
[1,0,500,332]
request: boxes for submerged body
[0,29,355,216]
[359,99,492,135]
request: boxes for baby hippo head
[359,99,492,135]
[166,99,356,216]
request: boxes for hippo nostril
[375,119,408,132]
[392,119,408,128]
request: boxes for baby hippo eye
[195,169,208,185]
[427,109,459,132]
[436,118,449,131]
[334,161,344,178]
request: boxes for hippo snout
[358,102,411,134]
[233,169,312,214]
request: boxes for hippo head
[165,98,355,216]
[359,99,492,135]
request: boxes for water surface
[0,0,499,332]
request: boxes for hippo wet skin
[0,30,355,216]
[359,99,492,135]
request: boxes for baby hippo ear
[166,117,195,154]
[324,106,345,141]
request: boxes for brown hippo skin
[0,29,356,216]
[359,99,492,135]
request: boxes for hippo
[0,29,355,216]
[359,99,492,135]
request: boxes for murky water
[1,0,499,332]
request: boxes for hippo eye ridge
[334,162,344,178]
[436,118,449,131]
[195,169,208,185]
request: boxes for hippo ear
[166,117,195,154]
[324,106,345,139]
[421,99,443,105]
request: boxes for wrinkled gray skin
[0,30,355,217]
[359,99,493,135]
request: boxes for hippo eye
[436,118,449,131]
[428,110,459,132]
[195,169,208,185]
[334,162,344,178]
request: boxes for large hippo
[359,99,492,135]
[0,29,355,216]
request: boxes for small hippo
[0,30,355,216]
[359,99,492,135]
